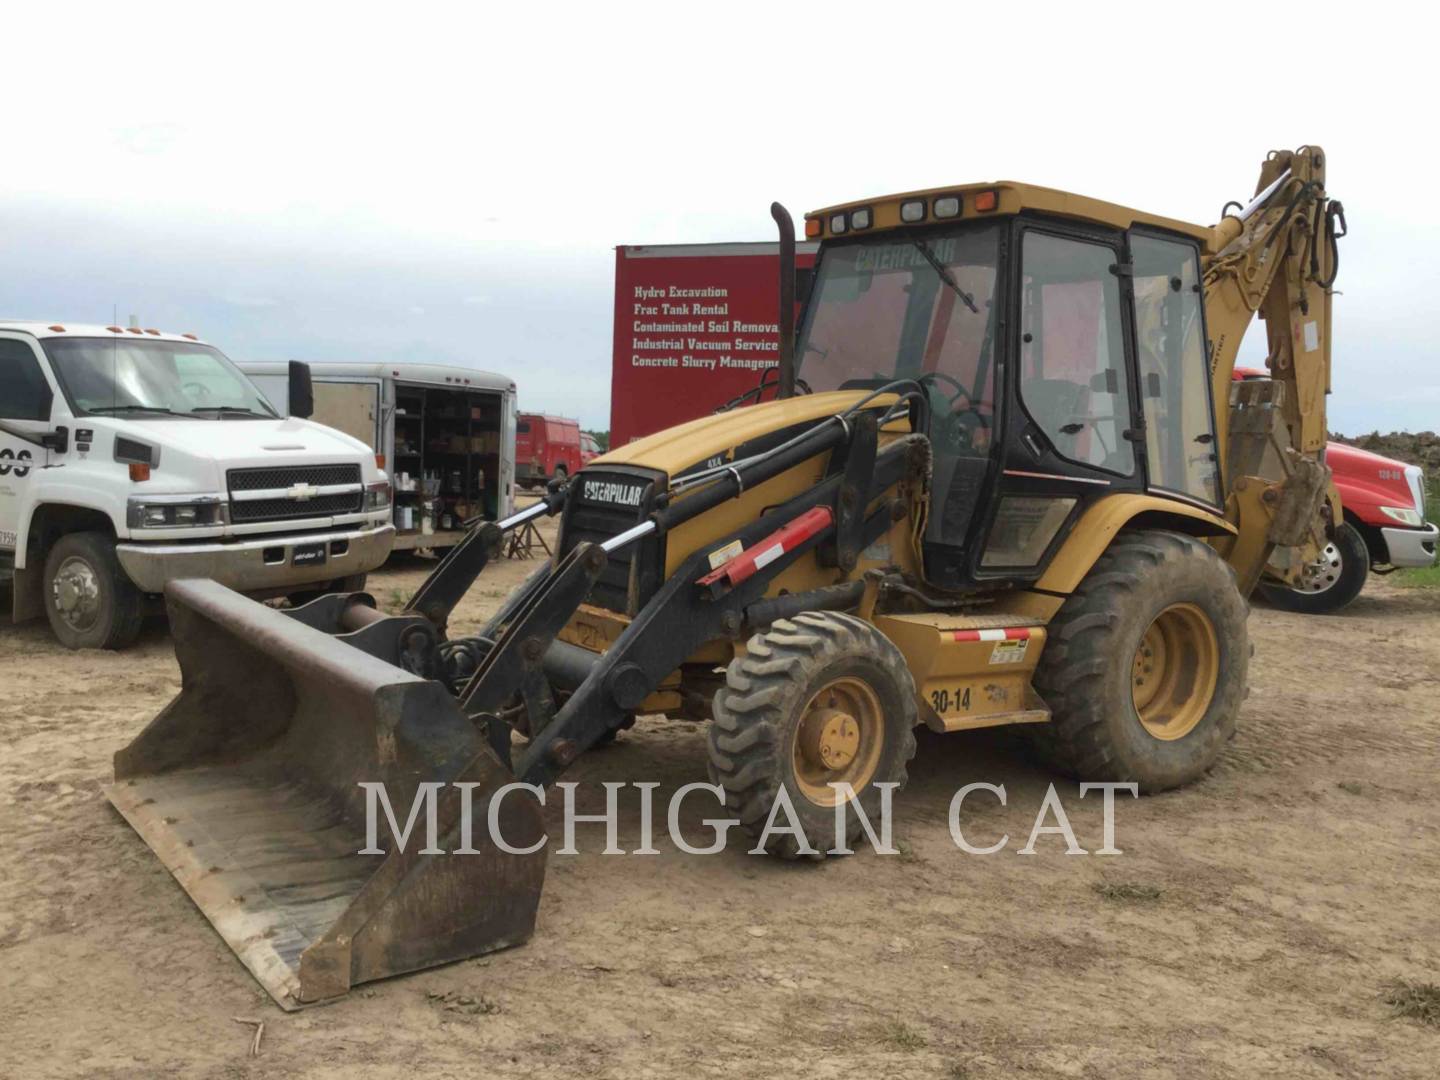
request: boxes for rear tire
[1258,522,1368,615]
[708,612,918,859]
[1028,530,1248,793]
[43,532,146,650]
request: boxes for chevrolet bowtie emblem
[288,482,319,501]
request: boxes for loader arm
[1200,146,1345,590]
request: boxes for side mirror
[41,427,69,454]
[288,360,314,419]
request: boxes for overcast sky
[3,2,1435,434]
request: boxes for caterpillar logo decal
[0,448,32,478]
[582,479,646,507]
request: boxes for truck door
[0,336,61,559]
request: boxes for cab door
[1127,231,1221,507]
[961,222,1142,584]
[0,335,63,559]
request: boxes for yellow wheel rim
[1131,602,1219,741]
[791,675,884,806]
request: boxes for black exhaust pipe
[771,202,796,399]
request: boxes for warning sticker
[989,638,1029,665]
[707,540,743,570]
[1303,320,1320,353]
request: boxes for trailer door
[312,379,382,450]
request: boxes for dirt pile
[1332,429,1440,474]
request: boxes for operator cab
[796,184,1222,590]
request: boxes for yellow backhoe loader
[107,147,1344,1008]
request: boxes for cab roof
[807,180,1216,250]
[0,321,208,344]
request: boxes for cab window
[796,225,1002,547]
[0,339,53,421]
[1019,232,1134,475]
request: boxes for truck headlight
[365,481,392,511]
[1380,505,1424,527]
[127,497,226,529]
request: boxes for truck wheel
[1258,522,1369,615]
[708,612,918,859]
[43,532,146,650]
[1028,530,1248,793]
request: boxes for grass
[1382,979,1440,1026]
[1394,479,1439,589]
[1093,881,1163,903]
[872,1019,928,1051]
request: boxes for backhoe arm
[1201,146,1345,590]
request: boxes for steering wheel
[182,381,212,402]
[918,372,990,452]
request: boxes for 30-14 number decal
[930,686,972,714]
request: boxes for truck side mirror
[289,361,314,419]
[41,427,69,454]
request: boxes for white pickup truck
[0,322,395,648]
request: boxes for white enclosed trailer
[242,361,517,552]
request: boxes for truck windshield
[44,338,278,419]
[796,224,1000,423]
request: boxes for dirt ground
[3,520,1438,1079]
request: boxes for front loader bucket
[105,578,547,1010]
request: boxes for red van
[516,413,583,488]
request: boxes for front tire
[1258,522,1368,614]
[43,532,146,650]
[1029,530,1248,793]
[708,612,918,859]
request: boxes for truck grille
[227,464,363,524]
[559,468,665,614]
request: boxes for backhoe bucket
[105,578,547,1010]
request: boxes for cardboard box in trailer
[242,361,516,552]
[611,242,817,446]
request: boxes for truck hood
[122,416,371,463]
[89,415,378,498]
[1327,441,1423,518]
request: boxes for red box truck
[516,413,583,488]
